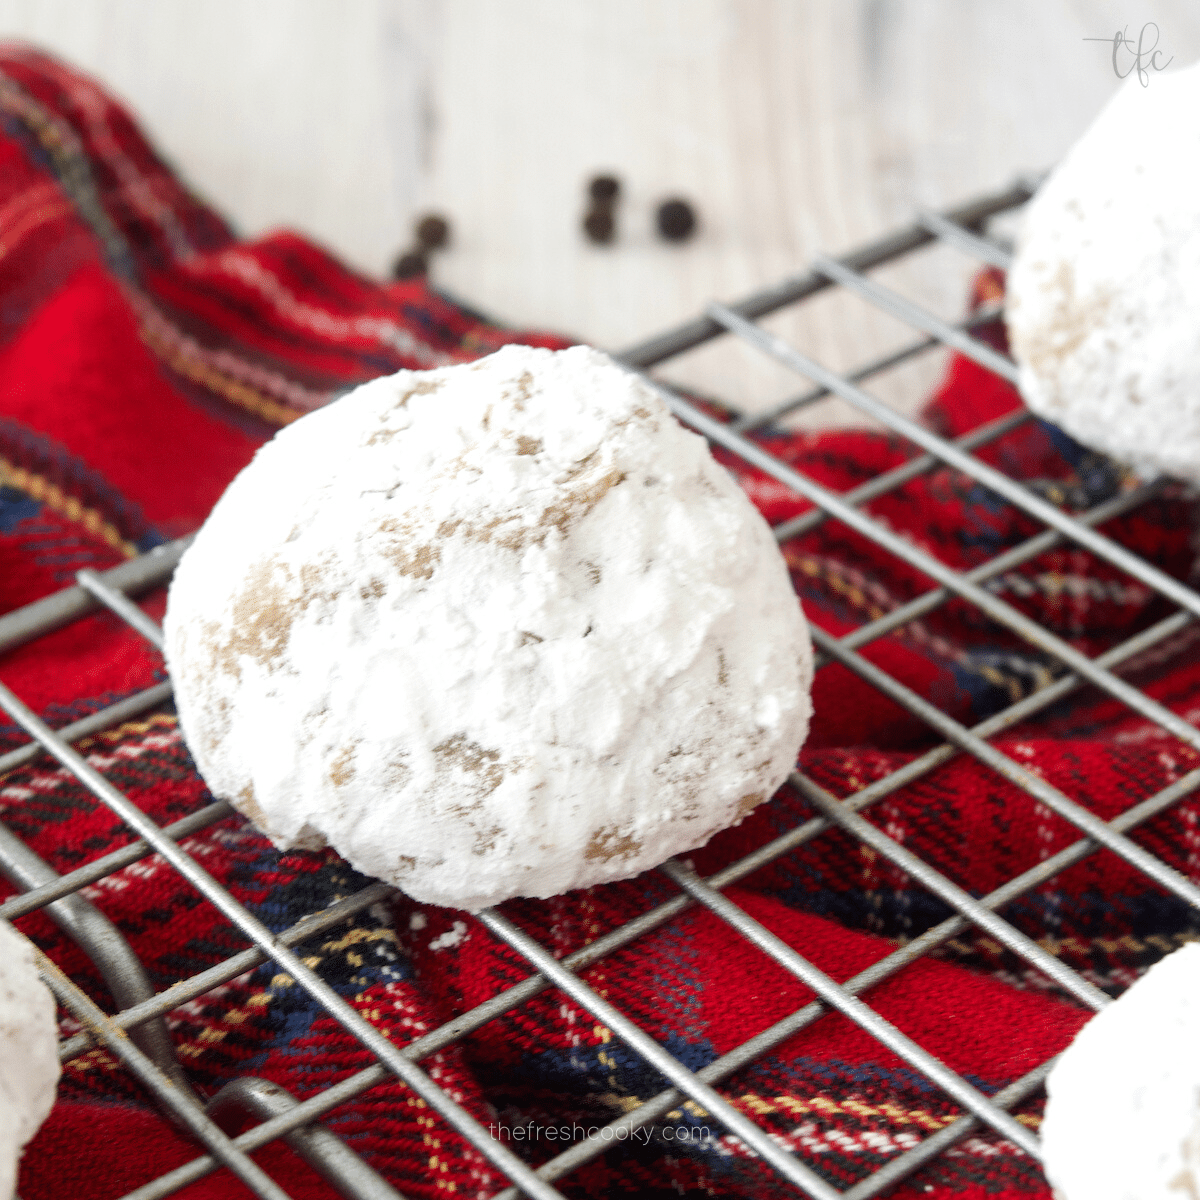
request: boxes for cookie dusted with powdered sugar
[164,344,813,910]
[1006,61,1200,482]
[1042,943,1200,1200]
[1,920,60,1198]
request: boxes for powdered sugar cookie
[1041,942,1200,1200]
[1,920,60,1199]
[164,345,813,910]
[1006,61,1200,482]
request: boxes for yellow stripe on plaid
[1,456,137,557]
[136,315,303,429]
[71,712,177,754]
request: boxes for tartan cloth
[1,44,1198,1200]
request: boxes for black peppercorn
[391,212,452,280]
[588,174,620,205]
[583,208,615,245]
[392,250,427,278]
[582,172,622,245]
[656,198,697,242]
[415,213,450,250]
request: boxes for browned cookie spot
[431,463,625,554]
[300,560,339,602]
[377,518,440,579]
[434,733,505,795]
[329,740,362,788]
[735,791,765,820]
[236,782,269,829]
[506,370,535,411]
[212,551,348,680]
[716,649,729,688]
[1016,260,1114,381]
[537,467,625,541]
[585,825,642,862]
[218,558,309,677]
[472,824,504,856]
[365,380,439,445]
[398,379,442,406]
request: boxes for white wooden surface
[1,0,1198,423]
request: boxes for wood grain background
[1,0,1198,422]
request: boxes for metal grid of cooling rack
[3,174,1199,1199]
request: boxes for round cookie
[1041,943,1200,1200]
[0,920,61,1199]
[1006,60,1200,482]
[164,344,813,911]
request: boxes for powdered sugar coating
[1006,61,1200,482]
[164,344,812,910]
[1042,942,1200,1200]
[0,920,60,1199]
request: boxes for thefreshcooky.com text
[488,1122,711,1145]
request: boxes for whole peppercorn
[582,172,622,245]
[656,198,697,242]
[583,208,615,245]
[392,212,452,281]
[415,213,450,250]
[392,250,428,278]
[588,174,621,205]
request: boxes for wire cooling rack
[3,174,1198,1199]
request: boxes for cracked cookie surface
[164,344,813,910]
